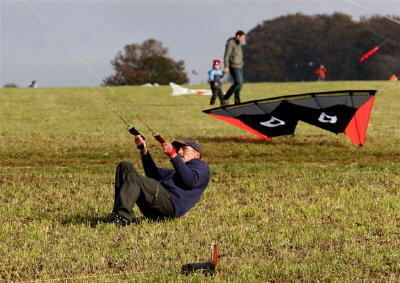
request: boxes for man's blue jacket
[141,153,210,217]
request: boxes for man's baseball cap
[172,140,203,157]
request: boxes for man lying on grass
[107,136,210,226]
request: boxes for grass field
[1,81,399,281]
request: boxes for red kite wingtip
[208,113,271,141]
[345,95,375,146]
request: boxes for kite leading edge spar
[203,90,376,146]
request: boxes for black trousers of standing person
[209,83,224,105]
[113,161,175,222]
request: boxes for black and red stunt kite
[203,90,376,146]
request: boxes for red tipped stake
[211,242,218,266]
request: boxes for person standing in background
[208,59,225,105]
[314,65,327,81]
[223,30,246,105]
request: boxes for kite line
[10,0,165,143]
[344,0,400,26]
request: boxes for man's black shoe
[107,213,131,226]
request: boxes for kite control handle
[128,126,145,150]
[153,134,166,144]
[128,126,141,136]
[128,126,167,148]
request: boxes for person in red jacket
[314,64,327,81]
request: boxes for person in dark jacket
[208,59,225,105]
[108,136,210,226]
[223,30,246,105]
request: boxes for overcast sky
[0,0,399,87]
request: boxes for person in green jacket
[223,30,246,105]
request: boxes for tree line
[243,13,400,82]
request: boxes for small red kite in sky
[359,42,385,63]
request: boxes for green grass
[0,81,399,281]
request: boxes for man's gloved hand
[162,143,177,158]
[134,135,147,154]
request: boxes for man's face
[177,146,200,162]
[236,34,246,43]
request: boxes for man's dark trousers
[224,67,243,104]
[113,161,175,221]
